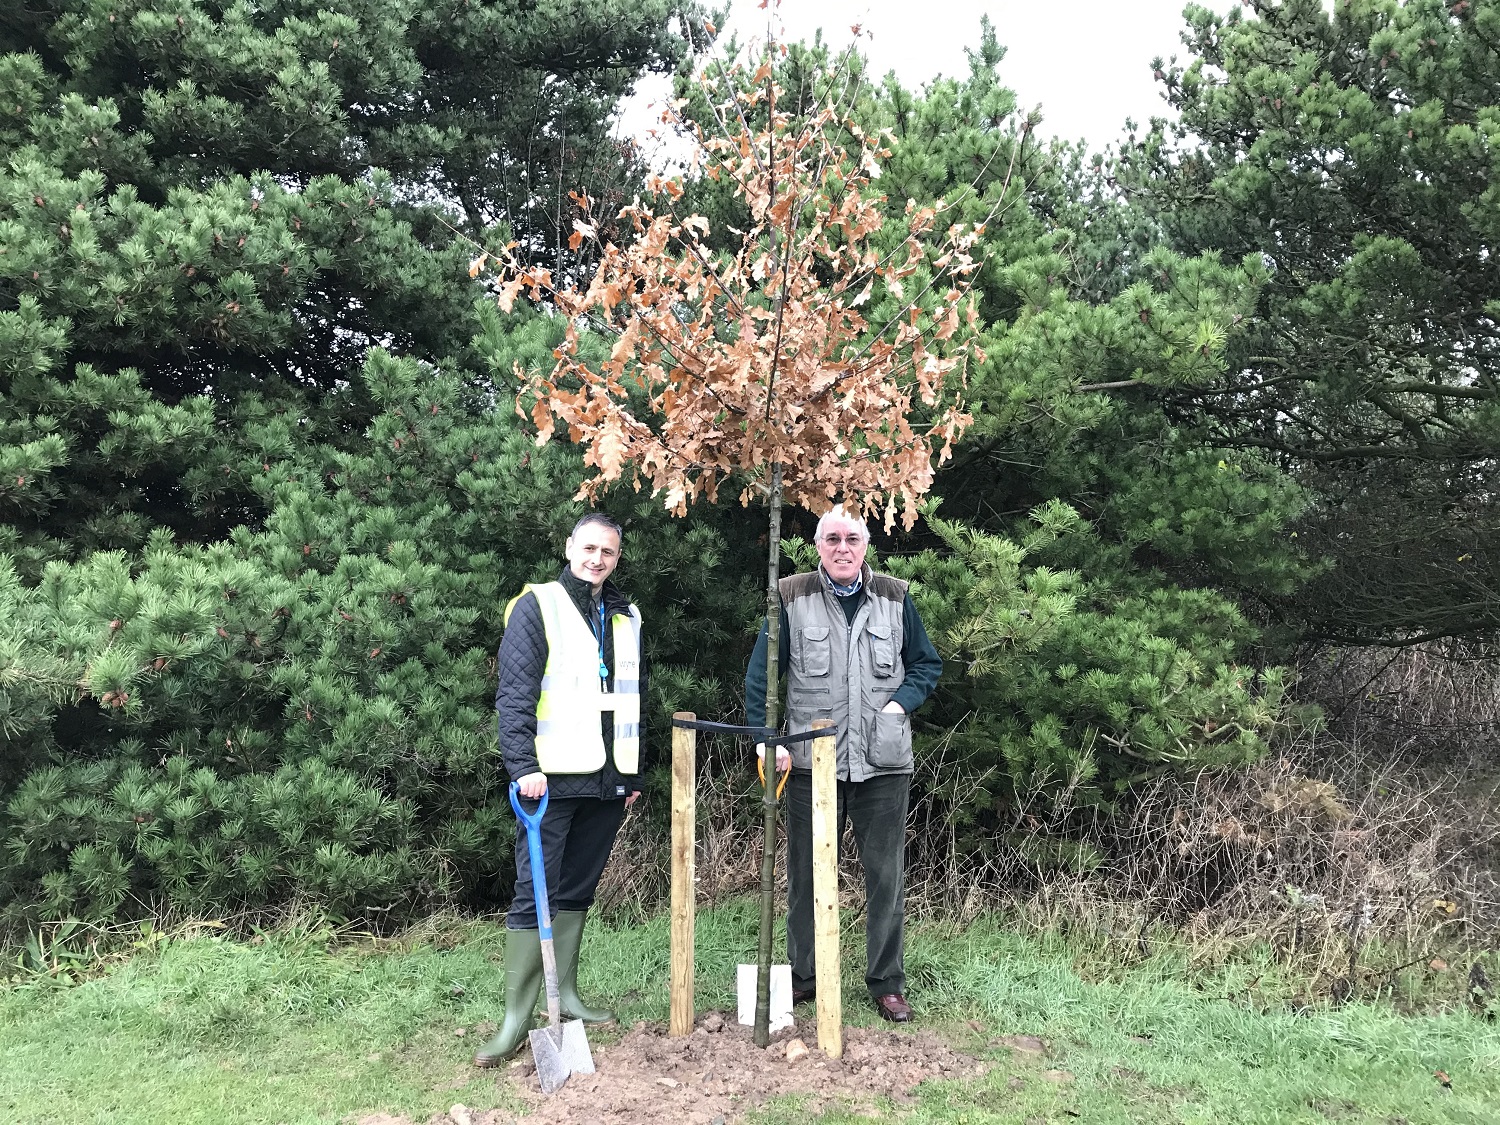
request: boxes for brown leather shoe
[792,987,816,1006]
[873,993,911,1022]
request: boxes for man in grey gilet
[744,505,943,1023]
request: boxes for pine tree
[1120,0,1500,644]
[860,21,1309,810]
[0,1,713,926]
[0,3,1330,923]
[1,1,701,570]
[0,332,759,924]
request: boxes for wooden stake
[810,720,842,1059]
[670,713,696,1037]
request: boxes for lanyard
[597,599,609,683]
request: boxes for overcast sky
[621,0,1232,156]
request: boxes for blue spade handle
[509,782,553,941]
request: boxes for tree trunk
[755,461,784,1047]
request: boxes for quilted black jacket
[495,567,649,799]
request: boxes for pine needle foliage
[0,1,718,928]
[0,3,1327,926]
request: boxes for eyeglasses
[819,534,866,547]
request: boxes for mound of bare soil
[365,1009,993,1125]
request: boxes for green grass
[1,906,1497,1124]
[892,919,1500,1124]
[0,917,527,1125]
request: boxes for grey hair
[570,512,623,540]
[814,505,869,543]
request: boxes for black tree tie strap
[668,717,836,748]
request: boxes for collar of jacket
[557,566,630,622]
[818,562,869,598]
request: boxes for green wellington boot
[551,910,615,1024]
[472,928,543,1067]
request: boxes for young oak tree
[480,22,988,1044]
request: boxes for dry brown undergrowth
[596,643,1500,980]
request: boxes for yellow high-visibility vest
[505,582,642,775]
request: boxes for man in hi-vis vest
[473,513,645,1067]
[745,505,942,1025]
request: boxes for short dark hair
[571,512,623,540]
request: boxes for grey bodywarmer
[781,568,914,780]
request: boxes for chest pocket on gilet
[795,625,832,677]
[868,623,897,677]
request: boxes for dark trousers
[507,795,627,929]
[785,770,910,998]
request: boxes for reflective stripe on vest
[506,582,642,775]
